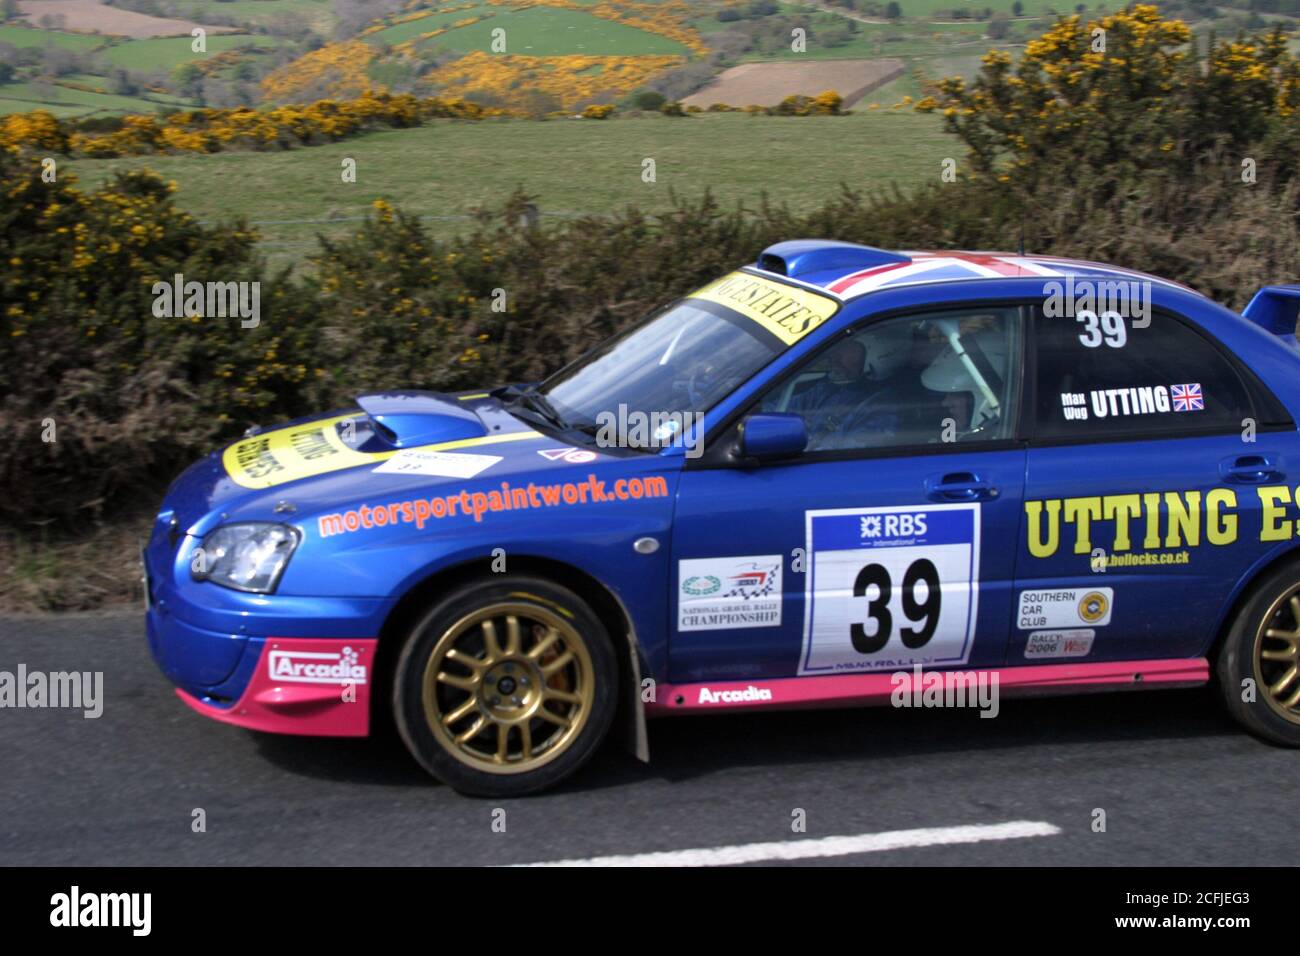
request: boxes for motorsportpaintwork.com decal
[222,413,539,489]
[678,555,783,632]
[801,504,980,675]
[316,474,670,535]
[688,271,839,346]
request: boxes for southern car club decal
[1059,382,1203,422]
[677,556,783,631]
[800,504,980,675]
[1017,589,1113,629]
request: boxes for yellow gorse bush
[916,6,1297,177]
[0,93,504,158]
[261,39,377,101]
[434,51,684,109]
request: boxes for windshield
[539,299,783,446]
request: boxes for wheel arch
[371,554,650,761]
[1206,541,1300,666]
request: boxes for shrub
[0,148,295,524]
[632,90,667,111]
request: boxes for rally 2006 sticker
[677,555,783,632]
[801,504,980,675]
[1024,629,1095,659]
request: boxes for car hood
[158,390,645,536]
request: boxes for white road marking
[520,820,1062,867]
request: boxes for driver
[787,325,913,450]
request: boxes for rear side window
[1032,306,1254,440]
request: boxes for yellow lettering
[1025,499,1061,558]
[1164,491,1201,548]
[1206,488,1238,545]
[1064,496,1102,555]
[1142,492,1162,549]
[1258,485,1292,542]
[1102,494,1142,552]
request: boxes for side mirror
[739,413,807,461]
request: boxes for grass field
[67,110,953,273]
[165,0,336,32]
[363,3,495,46]
[0,23,104,51]
[367,5,692,55]
[868,0,1079,14]
[0,80,185,116]
[98,33,287,70]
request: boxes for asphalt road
[1,609,1297,866]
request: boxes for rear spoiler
[1242,286,1300,337]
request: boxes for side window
[758,307,1024,453]
[1033,306,1253,440]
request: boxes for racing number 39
[850,558,942,653]
[801,505,980,674]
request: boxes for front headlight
[190,523,300,594]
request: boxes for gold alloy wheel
[421,602,595,774]
[1253,588,1300,725]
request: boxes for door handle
[926,472,999,502]
[1219,454,1285,484]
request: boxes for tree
[988,11,1011,37]
[886,1,902,18]
[171,62,204,101]
[1012,0,1024,14]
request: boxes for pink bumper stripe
[177,637,377,737]
[646,658,1210,715]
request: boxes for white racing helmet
[921,321,1007,433]
[859,321,914,382]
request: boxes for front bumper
[173,636,377,737]
[144,525,385,737]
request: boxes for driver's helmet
[920,325,1007,432]
[859,322,913,382]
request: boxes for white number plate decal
[801,504,980,674]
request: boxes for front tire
[392,576,618,796]
[1217,558,1300,746]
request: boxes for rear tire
[392,575,618,796]
[1216,558,1300,747]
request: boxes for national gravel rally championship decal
[801,505,980,674]
[677,556,784,632]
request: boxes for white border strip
[519,820,1061,867]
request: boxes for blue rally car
[144,240,1300,795]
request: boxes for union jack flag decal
[1170,383,1204,412]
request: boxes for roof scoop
[756,240,910,279]
[354,391,486,448]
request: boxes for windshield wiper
[498,385,569,431]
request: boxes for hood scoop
[354,391,487,448]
